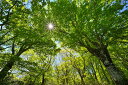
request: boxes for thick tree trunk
[0,44,30,81]
[106,64,127,85]
[87,45,128,85]
[0,58,15,81]
[0,53,21,81]
[101,48,127,85]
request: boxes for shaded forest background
[0,0,128,85]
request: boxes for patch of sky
[20,55,29,61]
[0,45,11,54]
[53,53,63,65]
[23,0,32,9]
[55,40,61,48]
[120,4,128,12]
[53,47,80,66]
[110,0,128,13]
[121,0,128,5]
[120,0,128,13]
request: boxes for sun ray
[47,23,54,30]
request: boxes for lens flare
[47,23,54,30]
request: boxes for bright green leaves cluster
[0,0,57,83]
[4,0,56,53]
[50,0,128,84]
[51,0,127,48]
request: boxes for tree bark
[90,62,100,85]
[0,43,31,81]
[41,73,45,85]
[0,57,15,81]
[0,51,23,81]
[106,64,127,85]
[86,45,128,85]
[75,68,85,85]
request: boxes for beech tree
[0,0,128,85]
[51,0,128,84]
[0,0,56,81]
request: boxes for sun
[47,23,54,30]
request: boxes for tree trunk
[76,69,85,85]
[0,58,15,81]
[0,53,21,81]
[80,76,85,85]
[101,48,127,85]
[0,44,30,81]
[90,62,100,85]
[87,45,128,85]
[41,73,45,85]
[106,64,127,85]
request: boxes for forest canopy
[0,0,128,85]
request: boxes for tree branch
[0,1,17,30]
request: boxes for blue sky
[120,4,128,12]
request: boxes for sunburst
[47,23,54,30]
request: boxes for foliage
[0,0,128,85]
